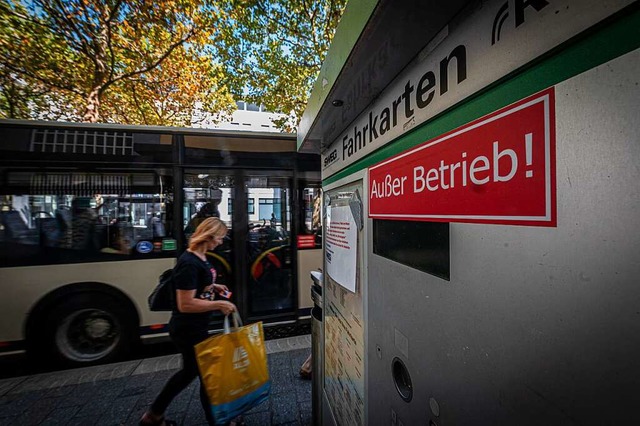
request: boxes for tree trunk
[83,87,101,122]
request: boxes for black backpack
[148,268,175,311]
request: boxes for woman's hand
[213,284,229,293]
[176,290,237,314]
[217,301,236,315]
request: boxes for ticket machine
[298,1,640,425]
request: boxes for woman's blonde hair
[188,217,228,251]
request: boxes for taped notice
[326,205,357,292]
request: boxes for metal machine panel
[366,49,640,425]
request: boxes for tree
[101,47,235,127]
[0,0,235,124]
[213,0,347,131]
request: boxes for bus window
[182,172,235,290]
[0,171,175,267]
[300,187,322,248]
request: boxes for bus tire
[39,293,137,367]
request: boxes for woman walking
[140,217,236,426]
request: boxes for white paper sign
[325,205,357,292]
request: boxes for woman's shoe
[139,411,177,426]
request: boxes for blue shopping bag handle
[223,312,243,334]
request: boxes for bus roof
[0,119,297,141]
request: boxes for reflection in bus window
[0,171,174,266]
[302,187,322,248]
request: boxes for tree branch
[108,28,195,87]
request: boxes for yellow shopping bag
[195,313,270,425]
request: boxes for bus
[0,119,323,367]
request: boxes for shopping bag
[195,313,271,425]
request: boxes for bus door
[244,174,295,320]
[182,170,296,323]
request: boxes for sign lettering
[368,89,556,226]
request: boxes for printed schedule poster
[326,205,357,292]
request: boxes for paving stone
[288,348,311,367]
[299,400,312,426]
[181,394,208,425]
[245,397,270,415]
[66,415,103,426]
[0,376,26,397]
[133,354,182,375]
[96,394,140,425]
[13,395,62,425]
[40,405,81,426]
[293,377,312,403]
[124,404,147,426]
[271,393,299,425]
[244,411,271,425]
[0,390,47,418]
[44,384,77,398]
[270,368,295,395]
[0,335,313,425]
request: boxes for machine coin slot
[392,357,413,402]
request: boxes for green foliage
[0,0,235,125]
[0,0,345,128]
[213,0,347,131]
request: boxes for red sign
[369,89,556,226]
[297,235,317,249]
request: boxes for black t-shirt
[171,251,217,332]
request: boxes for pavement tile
[270,368,295,395]
[12,395,62,425]
[66,415,103,426]
[133,354,182,375]
[244,411,271,425]
[267,351,290,371]
[74,390,118,418]
[293,378,312,403]
[181,393,208,425]
[96,394,140,426]
[0,335,312,426]
[0,376,26,397]
[44,384,77,398]
[40,405,82,426]
[270,393,299,425]
[289,348,311,367]
[245,398,270,415]
[0,390,47,418]
[299,400,312,426]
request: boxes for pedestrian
[140,217,238,426]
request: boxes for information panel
[324,182,365,426]
[326,205,357,292]
[369,89,556,226]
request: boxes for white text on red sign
[368,89,556,226]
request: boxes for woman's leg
[149,338,200,416]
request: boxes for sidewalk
[0,335,312,426]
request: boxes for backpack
[148,268,175,311]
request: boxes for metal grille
[30,129,134,155]
[29,173,132,196]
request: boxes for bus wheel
[43,294,136,367]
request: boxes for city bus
[0,119,322,367]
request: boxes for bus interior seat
[1,211,38,244]
[35,217,62,247]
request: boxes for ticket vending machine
[298,0,640,425]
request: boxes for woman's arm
[176,289,235,314]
